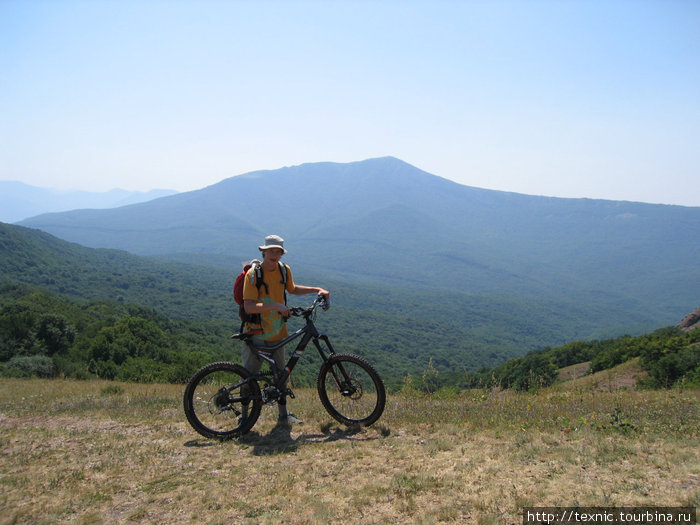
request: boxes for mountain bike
[183,296,386,440]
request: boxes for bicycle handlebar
[289,295,330,317]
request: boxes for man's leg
[272,348,302,424]
[246,339,302,424]
[240,342,262,420]
[241,342,262,374]
[270,345,294,420]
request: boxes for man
[242,234,330,424]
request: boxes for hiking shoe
[278,413,303,425]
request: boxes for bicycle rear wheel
[317,354,386,426]
[183,361,261,440]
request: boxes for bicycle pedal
[286,389,296,399]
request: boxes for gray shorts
[242,337,287,379]
[241,337,289,407]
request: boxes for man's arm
[243,299,290,316]
[290,284,330,298]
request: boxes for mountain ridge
[17,157,700,329]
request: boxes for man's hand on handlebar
[277,303,291,317]
[286,296,331,317]
[316,289,330,309]
[314,294,330,311]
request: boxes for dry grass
[555,358,649,392]
[0,378,698,524]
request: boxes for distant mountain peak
[0,181,178,223]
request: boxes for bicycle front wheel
[183,361,261,440]
[317,354,386,426]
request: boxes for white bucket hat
[258,234,287,254]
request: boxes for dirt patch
[557,362,591,382]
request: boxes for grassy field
[0,374,698,524]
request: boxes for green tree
[37,315,75,355]
[88,316,171,366]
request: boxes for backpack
[233,261,289,325]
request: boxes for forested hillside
[0,283,236,382]
[2,280,697,393]
[1,221,235,320]
[1,222,697,391]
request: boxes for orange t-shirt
[242,263,295,341]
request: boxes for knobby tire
[183,361,261,440]
[317,353,386,426]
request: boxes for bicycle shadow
[183,422,386,455]
[237,422,376,456]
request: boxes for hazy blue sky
[2,1,698,206]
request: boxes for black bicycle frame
[245,315,336,388]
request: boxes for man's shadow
[182,427,292,453]
[239,421,299,455]
[245,421,374,456]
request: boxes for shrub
[644,344,700,388]
[4,354,55,378]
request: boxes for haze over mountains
[0,181,177,223]
[16,157,700,336]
